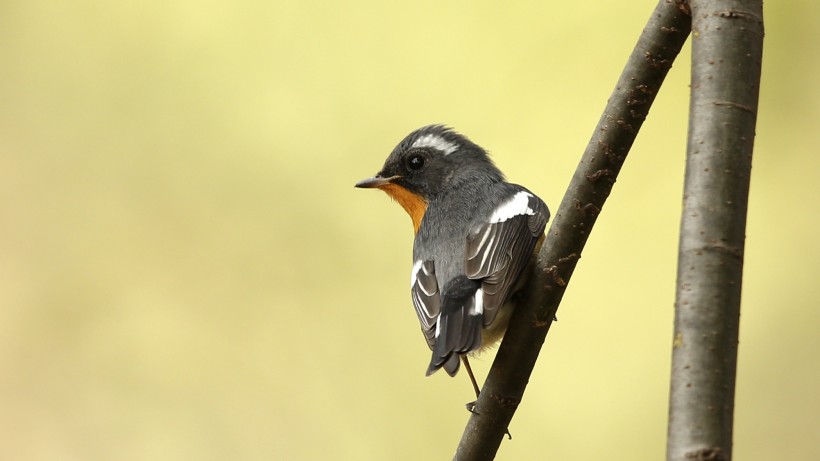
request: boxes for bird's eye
[407,154,425,171]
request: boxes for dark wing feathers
[527,198,550,236]
[410,260,441,349]
[465,191,549,328]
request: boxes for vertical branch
[667,2,763,461]
[454,1,692,459]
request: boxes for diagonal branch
[454,1,692,459]
[666,2,763,460]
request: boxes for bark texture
[667,2,763,461]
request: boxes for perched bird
[356,125,550,394]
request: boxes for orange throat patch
[379,183,427,233]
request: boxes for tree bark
[453,1,692,459]
[666,2,763,461]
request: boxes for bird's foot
[464,401,512,439]
[465,400,478,414]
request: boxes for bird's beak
[354,174,400,189]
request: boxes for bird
[355,125,550,397]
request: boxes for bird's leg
[461,355,481,413]
[462,355,512,440]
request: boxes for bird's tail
[426,276,483,377]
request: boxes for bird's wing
[410,259,441,350]
[412,260,482,377]
[426,275,483,376]
[465,189,550,327]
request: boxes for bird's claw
[464,400,512,439]
[465,400,478,414]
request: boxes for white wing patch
[410,260,423,288]
[476,229,495,274]
[411,134,459,155]
[411,259,438,325]
[473,288,484,316]
[490,191,535,223]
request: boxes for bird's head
[356,125,503,202]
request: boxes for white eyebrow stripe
[411,134,459,155]
[490,191,535,223]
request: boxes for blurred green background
[1,1,816,460]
